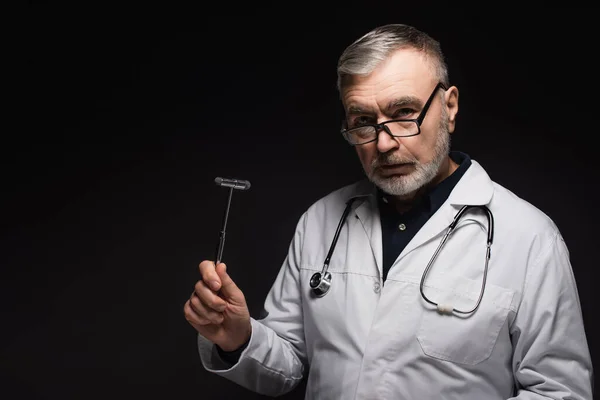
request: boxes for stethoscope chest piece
[309,196,363,298]
[310,271,332,297]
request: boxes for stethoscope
[309,195,494,316]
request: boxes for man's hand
[184,261,251,352]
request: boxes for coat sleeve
[197,211,309,397]
[508,229,594,399]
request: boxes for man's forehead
[340,49,436,103]
[342,78,432,112]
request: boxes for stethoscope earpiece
[310,271,332,297]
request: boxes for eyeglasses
[341,82,447,146]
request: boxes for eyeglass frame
[341,82,448,146]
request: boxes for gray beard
[366,111,451,197]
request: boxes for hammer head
[214,177,251,190]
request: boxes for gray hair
[336,24,449,93]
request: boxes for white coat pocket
[416,274,514,365]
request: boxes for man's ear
[445,86,459,133]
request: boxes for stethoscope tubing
[310,196,494,317]
[419,205,494,315]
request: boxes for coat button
[373,282,381,293]
[398,223,406,231]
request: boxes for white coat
[198,159,593,399]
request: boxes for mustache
[371,153,417,168]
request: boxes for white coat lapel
[397,202,456,262]
[352,183,383,279]
[398,161,494,261]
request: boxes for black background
[6,4,597,399]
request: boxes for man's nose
[376,125,399,153]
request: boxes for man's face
[341,48,458,197]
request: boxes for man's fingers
[215,263,244,303]
[198,260,222,291]
[188,295,224,325]
[183,300,212,326]
[193,279,227,311]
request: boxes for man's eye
[393,108,415,118]
[350,116,373,127]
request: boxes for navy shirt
[378,151,472,282]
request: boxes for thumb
[215,263,244,303]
